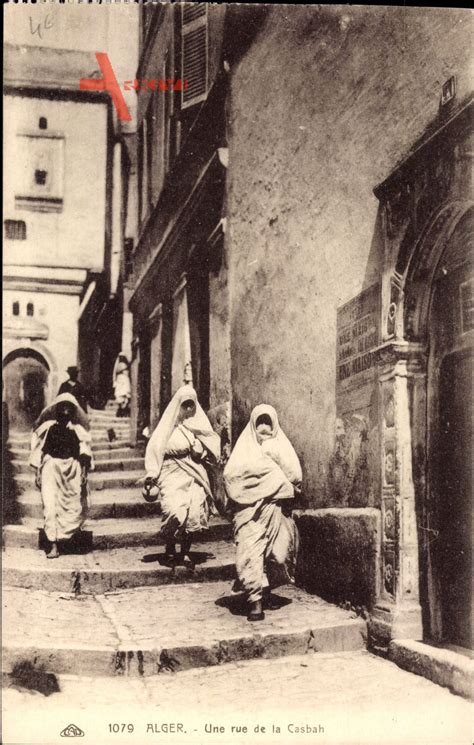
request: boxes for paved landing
[3,582,365,677]
[3,651,471,745]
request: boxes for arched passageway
[3,349,50,432]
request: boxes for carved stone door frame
[369,99,473,647]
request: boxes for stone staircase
[2,404,366,682]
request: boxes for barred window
[4,220,26,240]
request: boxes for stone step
[90,429,132,441]
[2,542,236,594]
[89,417,131,426]
[15,487,159,520]
[90,447,143,461]
[3,515,233,550]
[7,439,136,454]
[11,455,144,475]
[389,640,474,700]
[2,582,366,677]
[13,469,144,494]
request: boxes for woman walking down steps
[142,385,221,566]
[29,393,92,559]
[224,404,302,622]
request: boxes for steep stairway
[2,404,366,681]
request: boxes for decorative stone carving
[383,560,395,597]
[383,394,395,428]
[384,445,395,485]
[384,507,395,540]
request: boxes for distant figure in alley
[29,393,92,559]
[142,385,221,565]
[57,366,89,414]
[113,353,132,418]
[224,405,302,621]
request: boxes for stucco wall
[3,95,108,272]
[3,289,80,401]
[227,5,472,506]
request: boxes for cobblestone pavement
[3,651,472,745]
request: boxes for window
[181,3,208,109]
[39,117,47,130]
[15,134,64,213]
[27,303,34,317]
[4,220,26,240]
[35,169,47,186]
[12,302,20,316]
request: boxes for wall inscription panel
[336,283,381,409]
[330,283,382,508]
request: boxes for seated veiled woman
[223,404,302,621]
[29,393,92,559]
[143,385,221,565]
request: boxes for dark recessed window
[39,117,48,130]
[35,170,47,186]
[27,303,34,317]
[12,302,20,316]
[4,220,27,240]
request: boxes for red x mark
[80,52,132,122]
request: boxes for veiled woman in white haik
[29,393,93,559]
[223,404,302,621]
[143,385,221,565]
[112,352,131,417]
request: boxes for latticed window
[181,3,208,110]
[4,220,26,240]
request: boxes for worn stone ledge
[389,639,474,700]
[294,508,381,609]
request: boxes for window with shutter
[181,3,208,110]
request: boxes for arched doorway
[425,210,473,649]
[3,349,50,432]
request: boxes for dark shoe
[180,535,193,566]
[263,591,281,611]
[180,552,195,568]
[247,600,265,622]
[164,542,177,563]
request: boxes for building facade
[3,4,139,428]
[128,5,472,650]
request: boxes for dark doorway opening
[3,350,49,432]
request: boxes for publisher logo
[60,724,85,738]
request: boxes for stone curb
[3,620,366,678]
[389,640,474,699]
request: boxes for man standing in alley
[57,366,89,414]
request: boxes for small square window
[12,302,20,316]
[27,303,34,317]
[35,170,47,186]
[4,220,26,240]
[39,117,47,130]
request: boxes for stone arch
[2,345,58,432]
[2,341,58,405]
[399,200,474,343]
[392,200,473,645]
